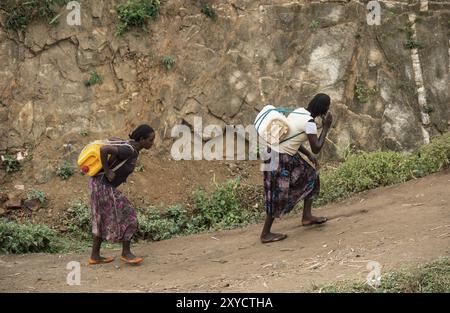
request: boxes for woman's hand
[307,153,318,168]
[105,170,116,182]
[323,112,333,129]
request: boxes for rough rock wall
[0,0,449,168]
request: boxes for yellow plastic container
[77,141,104,176]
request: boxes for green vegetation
[404,38,423,50]
[84,71,103,87]
[319,258,450,293]
[56,161,74,180]
[160,56,176,71]
[137,179,262,241]
[309,20,320,32]
[0,219,58,253]
[27,189,46,204]
[401,21,423,50]
[116,0,160,36]
[423,105,434,114]
[3,0,69,30]
[134,164,145,172]
[65,201,91,240]
[355,82,377,103]
[201,4,217,20]
[316,133,450,206]
[2,155,21,173]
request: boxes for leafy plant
[355,82,377,103]
[0,219,58,254]
[84,71,103,87]
[56,161,74,180]
[65,201,91,239]
[134,164,145,172]
[80,130,89,137]
[137,206,181,241]
[4,0,70,30]
[309,20,320,32]
[316,133,450,206]
[116,0,160,36]
[27,190,46,204]
[422,105,434,114]
[201,4,217,20]
[2,155,21,173]
[404,38,422,49]
[160,56,175,71]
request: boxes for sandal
[302,217,328,226]
[88,256,114,265]
[261,233,288,244]
[120,256,144,265]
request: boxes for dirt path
[1,170,449,292]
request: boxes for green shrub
[134,164,145,172]
[309,20,320,32]
[27,189,46,204]
[355,82,377,103]
[2,155,21,173]
[66,201,91,235]
[116,0,160,36]
[193,179,261,230]
[160,56,175,71]
[404,39,422,50]
[0,219,58,254]
[137,206,180,241]
[201,4,217,20]
[56,161,74,180]
[84,71,103,87]
[4,0,69,30]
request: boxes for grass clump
[56,161,74,180]
[27,189,46,204]
[316,133,450,206]
[309,20,320,32]
[84,71,103,87]
[116,0,160,36]
[201,4,217,20]
[160,56,176,71]
[319,258,450,293]
[0,219,58,254]
[2,155,21,173]
[3,0,69,30]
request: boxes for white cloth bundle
[254,105,290,145]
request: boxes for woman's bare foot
[302,216,328,226]
[260,232,287,244]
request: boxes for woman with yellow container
[78,124,155,265]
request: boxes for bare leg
[122,240,137,259]
[260,214,287,243]
[90,235,104,261]
[302,198,327,226]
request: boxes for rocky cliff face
[1,0,449,172]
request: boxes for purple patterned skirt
[264,153,320,218]
[88,176,137,243]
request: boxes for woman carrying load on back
[260,93,333,244]
[88,124,155,265]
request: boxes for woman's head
[306,93,331,118]
[129,124,155,149]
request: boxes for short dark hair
[307,93,330,117]
[129,124,155,141]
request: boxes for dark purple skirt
[263,153,320,218]
[88,176,137,243]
